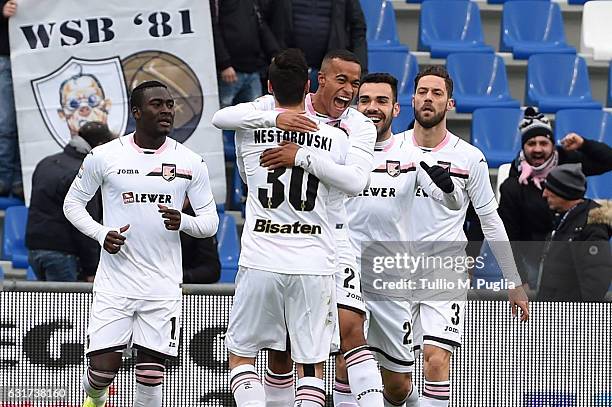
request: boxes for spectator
[210,0,280,108]
[26,122,113,282]
[537,164,612,302]
[498,107,612,287]
[0,0,23,199]
[181,198,221,284]
[271,0,367,91]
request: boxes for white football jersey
[68,133,216,299]
[400,130,498,242]
[236,117,351,275]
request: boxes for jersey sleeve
[180,158,219,238]
[63,150,113,246]
[211,96,279,131]
[467,151,498,216]
[326,188,356,268]
[345,114,376,163]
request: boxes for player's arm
[181,159,219,238]
[468,154,529,321]
[212,95,318,133]
[414,157,462,210]
[63,151,115,247]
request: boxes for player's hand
[420,162,454,193]
[158,204,181,230]
[103,224,129,254]
[260,141,300,169]
[560,132,584,151]
[2,0,17,18]
[221,66,237,84]
[508,285,529,322]
[276,112,318,133]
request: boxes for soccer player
[63,80,219,407]
[222,48,351,407]
[398,66,529,407]
[213,49,386,407]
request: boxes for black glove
[420,161,454,193]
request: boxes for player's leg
[265,346,295,407]
[286,274,337,407]
[82,352,122,407]
[365,298,418,407]
[336,265,384,407]
[332,355,356,407]
[225,267,289,406]
[82,293,133,407]
[131,297,182,407]
[133,350,166,407]
[417,301,465,407]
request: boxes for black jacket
[270,0,368,70]
[180,206,221,284]
[537,200,612,302]
[210,0,280,73]
[25,145,101,278]
[1,0,10,56]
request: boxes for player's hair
[359,73,398,103]
[78,121,114,147]
[268,48,309,106]
[320,49,362,72]
[130,80,168,110]
[414,65,453,98]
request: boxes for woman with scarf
[498,107,612,288]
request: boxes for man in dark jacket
[498,107,612,287]
[210,0,280,108]
[26,122,113,281]
[537,164,612,302]
[269,0,367,91]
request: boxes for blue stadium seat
[471,241,504,288]
[500,1,575,59]
[217,213,239,283]
[2,206,29,269]
[230,164,245,211]
[446,53,520,113]
[524,393,577,407]
[588,171,612,200]
[568,0,589,4]
[608,62,612,107]
[418,1,494,58]
[223,130,236,161]
[525,54,602,113]
[367,49,418,133]
[488,0,550,4]
[471,107,522,167]
[554,109,612,146]
[360,0,408,51]
[0,196,24,210]
[0,264,4,280]
[216,203,225,214]
[26,266,38,281]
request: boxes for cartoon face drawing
[57,74,112,136]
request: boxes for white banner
[9,0,226,204]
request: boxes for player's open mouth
[367,115,383,124]
[333,96,351,110]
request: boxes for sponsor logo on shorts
[253,218,321,234]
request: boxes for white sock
[405,384,420,407]
[419,380,450,407]
[230,364,265,407]
[133,382,162,407]
[82,368,111,406]
[264,368,294,406]
[333,377,358,406]
[294,377,326,407]
[344,346,384,406]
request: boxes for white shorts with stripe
[225,266,338,364]
[411,300,465,353]
[365,297,415,373]
[86,291,181,359]
[335,264,366,314]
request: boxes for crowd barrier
[1,282,611,406]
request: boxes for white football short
[411,300,466,353]
[225,266,337,364]
[365,296,415,373]
[335,263,366,314]
[86,291,181,358]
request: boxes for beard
[414,107,446,129]
[377,116,393,139]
